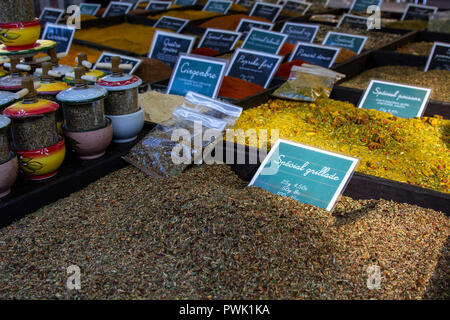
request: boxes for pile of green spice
[395,41,434,56]
[313,25,401,51]
[341,66,450,102]
[0,164,448,299]
[231,98,449,193]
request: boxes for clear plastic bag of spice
[182,91,243,128]
[124,106,227,178]
[272,65,345,102]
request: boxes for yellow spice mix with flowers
[231,98,449,193]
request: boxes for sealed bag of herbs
[273,64,345,101]
[124,95,236,178]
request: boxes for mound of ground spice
[135,58,173,84]
[218,76,265,100]
[395,41,434,56]
[386,20,428,31]
[149,10,221,21]
[334,47,357,63]
[0,164,447,299]
[191,47,220,57]
[139,90,184,123]
[278,42,295,56]
[199,14,271,30]
[275,60,306,78]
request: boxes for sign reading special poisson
[241,28,288,55]
[249,139,359,211]
[322,32,367,54]
[226,48,283,88]
[148,30,195,68]
[167,54,228,97]
[358,80,431,118]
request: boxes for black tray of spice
[217,90,450,214]
[332,49,450,119]
[0,122,155,228]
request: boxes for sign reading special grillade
[281,22,319,44]
[203,0,233,14]
[227,48,283,88]
[322,32,367,54]
[42,23,75,55]
[348,0,382,13]
[249,2,283,22]
[167,54,228,97]
[236,19,274,36]
[198,29,241,54]
[102,1,133,18]
[249,139,359,211]
[290,42,340,68]
[241,28,288,55]
[39,7,64,25]
[148,30,195,68]
[358,80,432,118]
[153,16,189,33]
[401,4,437,21]
[94,52,142,74]
[79,3,101,16]
[424,42,450,71]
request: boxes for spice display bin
[332,49,450,119]
[377,30,450,54]
[215,89,450,214]
[0,122,155,228]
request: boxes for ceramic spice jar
[3,78,60,151]
[0,115,18,198]
[35,62,70,102]
[56,67,108,131]
[0,57,36,91]
[0,90,16,112]
[95,56,142,115]
[0,115,12,163]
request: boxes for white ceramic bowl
[106,106,144,143]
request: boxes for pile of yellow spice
[230,98,449,193]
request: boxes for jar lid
[3,99,59,118]
[0,90,15,108]
[37,81,70,95]
[96,74,142,91]
[56,85,108,104]
[0,114,11,129]
[0,75,29,90]
[63,69,105,84]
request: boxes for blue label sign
[322,32,367,54]
[146,1,171,11]
[173,0,198,6]
[337,14,369,29]
[79,3,101,16]
[290,42,340,68]
[94,52,142,74]
[203,0,233,14]
[154,16,189,33]
[167,54,228,97]
[42,23,75,55]
[249,3,283,22]
[102,1,133,17]
[236,0,255,9]
[242,28,287,55]
[39,7,64,24]
[148,30,195,68]
[283,1,312,15]
[199,28,241,53]
[249,139,359,211]
[349,0,382,13]
[401,4,438,21]
[358,80,431,118]
[425,42,450,71]
[227,48,282,88]
[280,22,319,44]
[236,19,273,36]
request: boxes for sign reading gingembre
[167,54,228,97]
[358,80,431,118]
[249,139,359,211]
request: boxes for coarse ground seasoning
[314,25,401,51]
[341,66,450,102]
[395,41,434,56]
[231,98,449,193]
[138,90,184,123]
[190,47,220,57]
[149,10,221,21]
[135,58,173,84]
[386,20,428,31]
[74,23,171,55]
[199,14,271,31]
[0,0,35,23]
[0,164,448,299]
